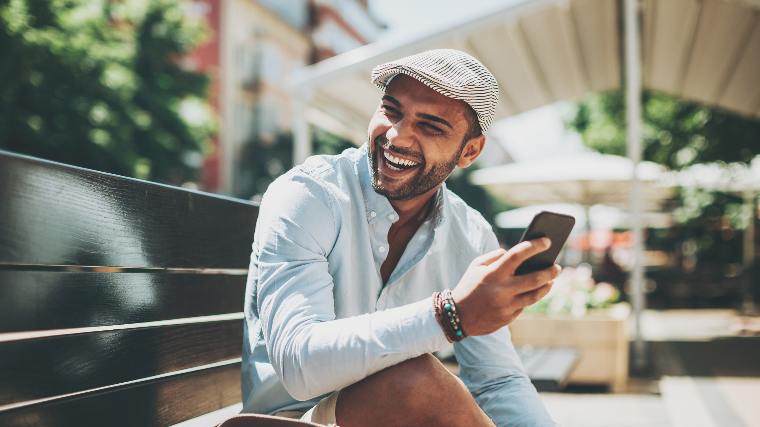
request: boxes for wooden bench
[0,150,257,426]
[0,150,579,426]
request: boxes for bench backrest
[0,150,258,426]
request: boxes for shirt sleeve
[454,230,558,427]
[251,170,448,401]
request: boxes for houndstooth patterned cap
[371,49,500,133]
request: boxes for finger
[472,248,507,266]
[509,264,562,295]
[514,282,553,308]
[491,238,552,274]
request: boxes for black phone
[514,211,576,275]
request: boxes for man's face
[367,75,474,201]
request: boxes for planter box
[509,304,630,392]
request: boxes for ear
[457,135,486,168]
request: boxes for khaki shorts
[274,390,340,426]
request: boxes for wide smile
[378,146,422,176]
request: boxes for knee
[381,354,469,402]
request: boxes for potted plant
[510,264,631,392]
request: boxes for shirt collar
[357,143,448,228]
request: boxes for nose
[384,118,416,151]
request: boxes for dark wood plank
[0,320,243,408]
[0,150,258,269]
[0,362,241,427]
[0,271,245,332]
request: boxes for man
[242,49,560,426]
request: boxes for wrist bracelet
[432,290,466,342]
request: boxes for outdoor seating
[0,149,586,425]
[0,150,256,426]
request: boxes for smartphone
[514,211,576,275]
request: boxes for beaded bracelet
[442,289,466,340]
[432,290,467,342]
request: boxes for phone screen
[514,211,576,275]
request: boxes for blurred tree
[236,132,294,200]
[235,128,353,200]
[568,90,760,169]
[311,127,354,156]
[0,0,214,185]
[568,90,760,304]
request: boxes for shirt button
[378,245,387,253]
[369,211,377,218]
[388,213,398,221]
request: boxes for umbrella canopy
[470,152,674,210]
[666,158,760,193]
[494,203,672,230]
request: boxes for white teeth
[383,150,418,168]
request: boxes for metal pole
[292,90,312,165]
[625,0,647,371]
[742,191,757,315]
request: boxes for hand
[451,238,562,337]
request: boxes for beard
[368,135,463,201]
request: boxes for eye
[381,104,399,116]
[420,122,444,135]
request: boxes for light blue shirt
[242,145,556,426]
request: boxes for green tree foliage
[235,128,354,200]
[0,0,214,185]
[568,90,760,282]
[568,90,760,169]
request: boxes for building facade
[183,0,383,196]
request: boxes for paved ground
[176,309,760,426]
[541,389,671,427]
[539,309,760,427]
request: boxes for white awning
[291,0,760,144]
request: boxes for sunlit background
[2,0,760,426]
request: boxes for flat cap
[371,49,500,133]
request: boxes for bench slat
[0,320,243,408]
[0,271,245,333]
[0,361,242,427]
[0,150,257,270]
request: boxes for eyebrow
[381,95,453,130]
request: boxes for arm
[455,232,557,427]
[252,172,447,401]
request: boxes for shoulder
[267,147,363,206]
[295,146,364,182]
[259,147,363,236]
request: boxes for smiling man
[242,50,559,426]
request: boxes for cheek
[367,112,391,139]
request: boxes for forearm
[264,296,448,400]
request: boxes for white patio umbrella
[494,203,672,230]
[470,152,674,211]
[472,151,674,368]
